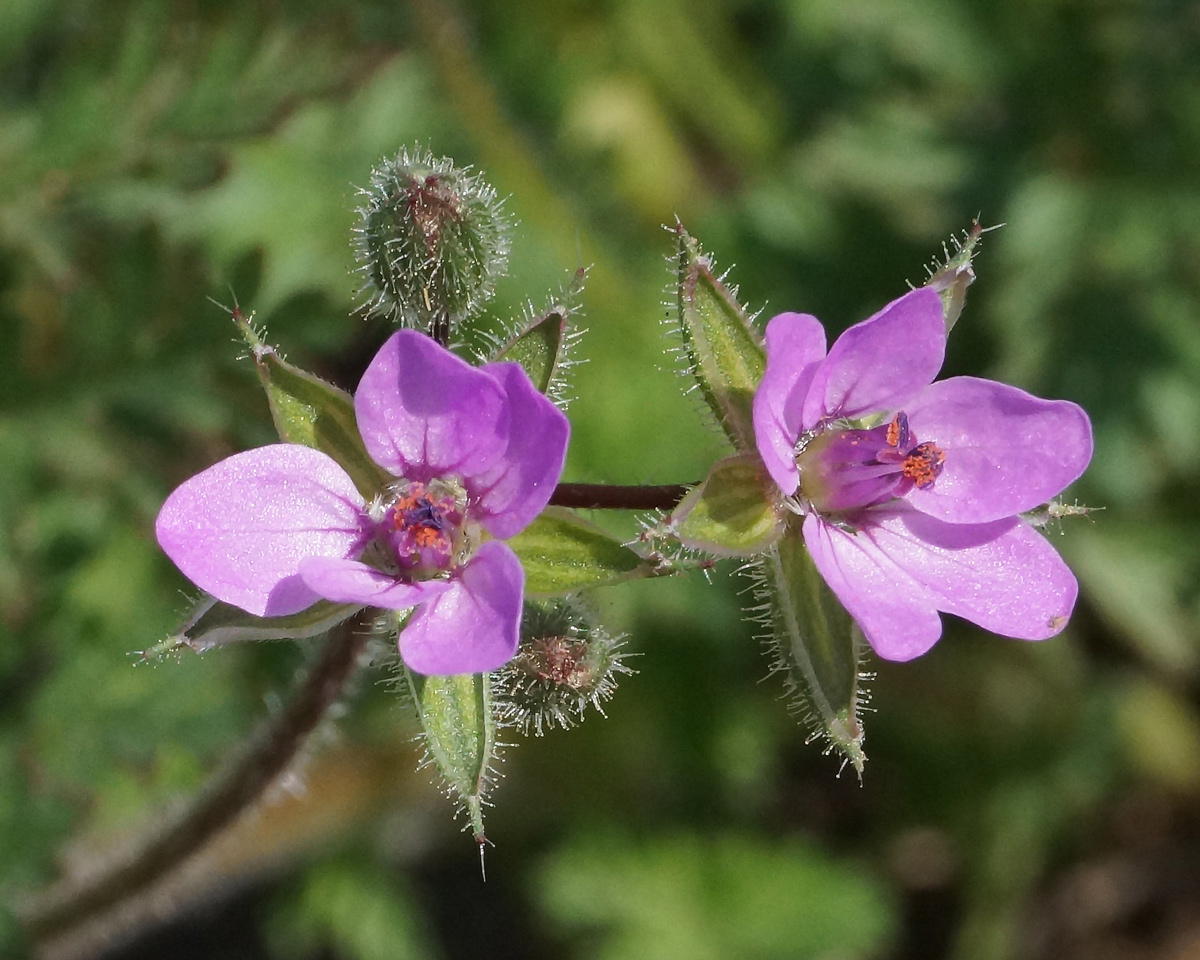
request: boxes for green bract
[670,454,786,557]
[924,219,988,333]
[507,507,654,596]
[756,523,868,773]
[406,668,497,842]
[142,596,363,658]
[673,222,766,452]
[494,307,568,395]
[235,312,389,499]
[483,268,586,407]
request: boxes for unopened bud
[354,147,511,341]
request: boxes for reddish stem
[549,482,691,511]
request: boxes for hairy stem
[430,304,451,347]
[21,610,374,945]
[549,482,691,511]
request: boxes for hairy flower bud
[353,147,511,341]
[496,599,634,736]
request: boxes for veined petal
[355,330,510,481]
[801,288,946,425]
[803,513,943,661]
[298,557,452,609]
[752,312,826,494]
[807,504,1078,661]
[905,377,1094,523]
[470,361,570,538]
[867,505,1077,638]
[156,445,367,617]
[399,540,524,675]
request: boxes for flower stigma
[366,477,474,578]
[796,411,946,516]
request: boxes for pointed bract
[673,224,766,451]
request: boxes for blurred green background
[3,0,1200,958]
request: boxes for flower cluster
[156,330,569,675]
[752,287,1093,660]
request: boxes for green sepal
[670,454,786,557]
[494,307,566,393]
[490,269,585,398]
[507,507,654,597]
[406,669,497,842]
[758,523,866,773]
[234,312,390,500]
[673,223,766,451]
[140,595,362,658]
[924,219,990,333]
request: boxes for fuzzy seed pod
[496,598,634,737]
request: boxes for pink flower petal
[470,361,570,538]
[803,513,943,661]
[801,288,946,426]
[354,330,510,482]
[298,557,452,609]
[399,541,524,675]
[751,312,827,495]
[863,506,1078,641]
[155,445,367,617]
[805,504,1077,661]
[905,377,1094,523]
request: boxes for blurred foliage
[3,0,1200,959]
[537,831,895,959]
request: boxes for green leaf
[406,669,497,841]
[757,524,866,773]
[507,507,653,596]
[673,223,766,451]
[670,454,785,556]
[234,311,390,499]
[140,595,362,657]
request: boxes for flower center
[375,478,469,576]
[797,411,945,515]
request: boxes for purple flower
[751,287,1093,661]
[156,330,569,675]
